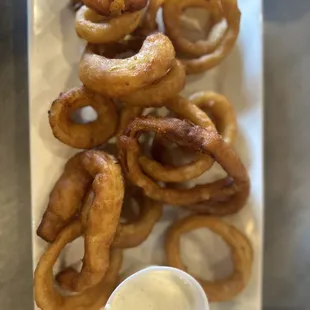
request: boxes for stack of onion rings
[119,117,250,215]
[165,215,253,302]
[48,86,118,149]
[139,92,237,182]
[34,220,123,310]
[35,0,252,307]
[37,150,124,292]
[95,37,185,107]
[37,149,163,296]
[56,189,162,292]
[138,95,216,182]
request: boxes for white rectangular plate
[29,1,263,309]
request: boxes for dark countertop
[0,0,309,309]
[0,0,32,309]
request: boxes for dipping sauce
[105,268,204,310]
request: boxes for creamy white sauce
[105,269,198,310]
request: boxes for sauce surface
[105,269,197,310]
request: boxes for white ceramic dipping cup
[104,266,209,310]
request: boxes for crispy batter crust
[139,92,237,182]
[79,33,175,97]
[119,117,249,215]
[165,215,253,302]
[37,150,124,292]
[34,221,123,310]
[49,86,118,149]
[83,0,147,16]
[75,6,142,44]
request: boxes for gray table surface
[1,0,310,309]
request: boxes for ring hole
[138,132,156,158]
[181,228,233,281]
[121,196,140,223]
[94,45,136,59]
[71,106,98,124]
[85,9,108,23]
[180,8,214,42]
[153,140,198,166]
[56,236,84,283]
[180,8,227,44]
[171,162,227,191]
[113,38,144,59]
[96,38,144,59]
[114,50,136,59]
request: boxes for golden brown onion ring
[34,221,123,310]
[139,96,215,182]
[75,6,142,44]
[140,92,237,182]
[83,0,147,16]
[37,150,124,292]
[163,0,224,57]
[37,150,123,242]
[48,86,118,149]
[79,33,175,97]
[119,117,250,215]
[179,0,241,74]
[120,60,186,107]
[165,215,253,302]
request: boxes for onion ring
[75,6,142,44]
[139,96,215,182]
[82,0,147,16]
[139,92,237,182]
[119,117,249,215]
[37,150,124,292]
[48,86,118,149]
[79,33,175,97]
[165,215,253,302]
[120,60,186,107]
[179,0,241,74]
[163,0,224,57]
[34,220,123,310]
[37,150,123,242]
